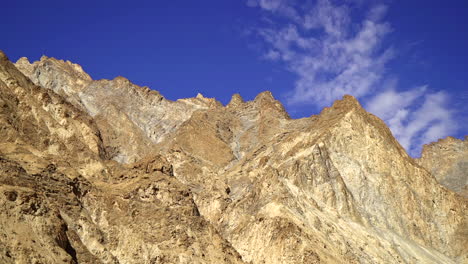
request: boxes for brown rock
[0,51,466,264]
[1,51,244,264]
[417,136,468,196]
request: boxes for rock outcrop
[417,136,468,197]
[0,50,466,263]
[15,56,222,163]
[1,51,243,264]
[166,95,466,263]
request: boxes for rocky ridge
[15,56,221,163]
[0,51,466,263]
[1,51,243,264]
[417,136,468,197]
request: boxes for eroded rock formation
[417,136,468,197]
[0,51,242,264]
[0,50,466,263]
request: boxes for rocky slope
[15,57,221,164]
[0,50,466,263]
[417,136,468,197]
[0,51,243,264]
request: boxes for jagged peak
[437,136,464,143]
[227,93,244,108]
[113,76,131,84]
[420,136,467,154]
[250,91,290,119]
[13,52,168,105]
[0,50,8,62]
[100,76,166,102]
[16,57,30,65]
[313,94,413,159]
[332,95,362,110]
[14,54,93,85]
[317,95,364,118]
[194,93,223,107]
[254,91,275,102]
[14,57,35,78]
[177,93,223,109]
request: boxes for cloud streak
[252,0,392,105]
[366,86,457,155]
[248,0,459,156]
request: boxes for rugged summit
[1,51,467,263]
[417,136,468,197]
[15,56,221,163]
[1,51,242,264]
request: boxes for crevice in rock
[55,222,78,264]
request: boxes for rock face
[0,51,242,264]
[417,137,468,197]
[0,50,466,263]
[15,56,221,163]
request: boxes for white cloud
[264,49,281,60]
[303,0,350,37]
[367,4,388,22]
[247,0,459,156]
[248,0,299,20]
[366,89,458,156]
[366,85,426,120]
[250,0,392,106]
[257,0,283,11]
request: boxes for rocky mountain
[417,136,468,197]
[0,52,242,264]
[1,50,467,263]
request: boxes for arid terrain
[0,50,466,263]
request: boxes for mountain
[0,50,466,263]
[417,136,468,197]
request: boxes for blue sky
[1,0,467,156]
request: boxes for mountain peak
[0,50,8,61]
[332,94,362,110]
[15,57,30,65]
[227,93,244,108]
[252,91,288,115]
[254,90,275,102]
[1,50,466,264]
[417,136,468,196]
[113,76,131,84]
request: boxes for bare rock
[417,136,468,196]
[1,51,244,264]
[1,51,466,264]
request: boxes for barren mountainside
[1,50,467,264]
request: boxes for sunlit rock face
[417,136,468,197]
[15,56,221,164]
[0,50,465,263]
[1,51,243,264]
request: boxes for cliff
[0,51,465,263]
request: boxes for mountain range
[0,50,466,263]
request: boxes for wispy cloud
[247,0,459,156]
[247,0,300,20]
[366,86,457,155]
[251,0,392,105]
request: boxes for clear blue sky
[1,0,467,155]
